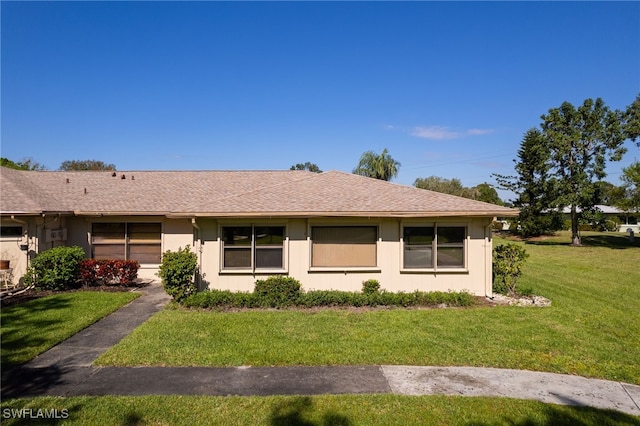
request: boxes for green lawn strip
[96,232,640,384]
[1,291,139,367]
[1,395,637,426]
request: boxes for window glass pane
[438,227,465,244]
[128,244,161,264]
[128,223,161,242]
[255,227,284,245]
[93,244,125,260]
[255,248,283,269]
[224,248,252,268]
[311,226,376,267]
[403,227,434,268]
[437,247,464,268]
[0,226,22,237]
[92,223,125,243]
[222,227,252,246]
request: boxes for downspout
[192,218,203,290]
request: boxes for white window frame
[400,222,468,273]
[219,224,288,274]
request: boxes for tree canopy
[353,148,400,181]
[414,176,504,205]
[0,157,46,171]
[290,162,322,173]
[496,96,635,244]
[494,129,562,237]
[619,161,640,214]
[59,160,116,171]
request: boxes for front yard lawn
[1,291,139,368]
[96,232,640,384]
[1,395,637,426]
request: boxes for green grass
[1,291,139,367]
[1,395,638,425]
[96,231,640,384]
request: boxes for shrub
[24,246,86,291]
[79,259,140,286]
[182,290,257,309]
[157,246,197,302]
[181,288,476,310]
[493,243,529,297]
[254,276,302,308]
[362,279,381,295]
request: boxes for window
[403,225,466,270]
[91,223,161,264]
[1,226,23,238]
[222,225,285,271]
[311,226,377,268]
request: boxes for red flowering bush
[79,259,140,286]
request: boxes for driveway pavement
[2,283,639,416]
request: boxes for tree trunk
[571,205,581,246]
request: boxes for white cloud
[411,126,461,140]
[466,128,493,136]
[410,126,494,140]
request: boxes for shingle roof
[1,167,517,218]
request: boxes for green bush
[493,243,529,297]
[254,276,302,308]
[24,246,86,291]
[182,288,476,310]
[362,279,381,295]
[182,290,257,309]
[157,246,197,302]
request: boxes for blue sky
[2,1,639,201]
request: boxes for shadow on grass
[270,396,352,426]
[1,295,74,368]
[467,403,640,426]
[524,234,639,249]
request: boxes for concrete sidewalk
[2,283,639,416]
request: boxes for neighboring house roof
[560,205,628,214]
[0,167,517,218]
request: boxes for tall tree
[59,160,116,171]
[619,161,640,214]
[541,98,626,245]
[290,162,322,173]
[494,129,562,237]
[0,157,46,170]
[624,94,640,145]
[353,148,400,181]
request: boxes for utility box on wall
[45,228,67,243]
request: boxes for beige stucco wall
[65,216,193,281]
[2,215,494,295]
[195,217,494,296]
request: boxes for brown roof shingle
[1,167,517,218]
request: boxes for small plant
[157,246,197,302]
[24,246,86,290]
[361,279,381,295]
[254,276,302,308]
[493,243,529,297]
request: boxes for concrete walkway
[2,284,639,416]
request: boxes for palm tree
[353,148,400,181]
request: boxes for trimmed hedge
[181,288,476,310]
[79,259,140,286]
